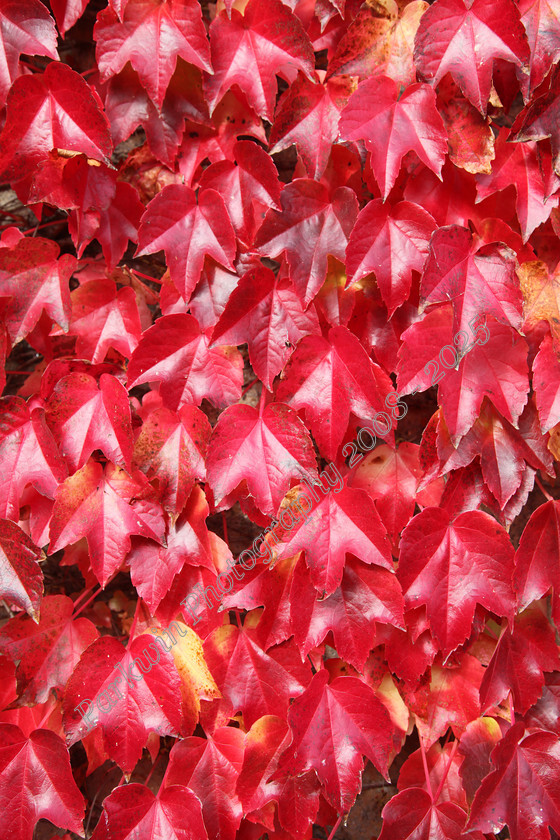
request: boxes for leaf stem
[24,219,68,236]
[72,586,101,620]
[536,475,554,502]
[131,268,163,285]
[37,697,57,730]
[327,815,343,840]
[72,583,100,614]
[241,378,257,397]
[418,728,434,800]
[433,738,459,804]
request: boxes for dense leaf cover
[1,0,560,838]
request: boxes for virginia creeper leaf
[339,75,447,200]
[0,725,84,840]
[398,507,515,656]
[414,0,530,115]
[204,0,315,121]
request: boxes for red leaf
[103,61,208,168]
[51,0,88,35]
[533,332,560,432]
[0,594,98,704]
[204,0,315,121]
[513,65,560,176]
[94,0,212,108]
[468,723,560,840]
[206,402,318,516]
[0,235,75,344]
[136,185,236,301]
[397,307,530,442]
[164,730,245,840]
[475,128,559,242]
[276,670,395,812]
[292,556,404,670]
[524,673,560,736]
[127,313,243,409]
[339,75,447,200]
[0,396,67,520]
[198,140,281,246]
[0,725,84,840]
[345,199,436,315]
[49,460,165,587]
[276,325,394,460]
[0,519,43,621]
[201,621,312,729]
[378,788,480,840]
[184,261,239,330]
[90,783,208,840]
[211,265,320,390]
[514,499,560,622]
[518,0,560,96]
[420,225,523,334]
[63,634,182,773]
[458,716,503,803]
[269,73,354,180]
[398,508,515,656]
[414,0,530,115]
[178,89,267,184]
[127,485,218,611]
[45,372,134,472]
[95,181,144,267]
[479,606,560,715]
[0,62,113,181]
[0,0,58,104]
[271,483,393,595]
[349,443,424,550]
[421,401,553,508]
[254,179,358,306]
[235,715,320,835]
[403,654,484,746]
[64,276,143,363]
[398,741,466,807]
[326,1,426,88]
[133,403,211,514]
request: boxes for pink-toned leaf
[276,669,395,812]
[206,402,318,517]
[0,0,58,103]
[0,725,84,840]
[90,783,208,840]
[45,373,133,472]
[0,520,43,621]
[270,482,393,595]
[127,313,243,409]
[211,265,320,390]
[198,140,281,246]
[398,507,515,656]
[269,73,354,180]
[94,0,212,108]
[414,0,530,115]
[0,62,113,181]
[49,460,165,587]
[63,634,182,773]
[136,185,236,301]
[276,325,394,460]
[345,199,436,315]
[0,594,98,704]
[164,730,245,840]
[204,0,315,121]
[254,179,358,306]
[0,396,67,521]
[133,404,211,514]
[339,75,447,199]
